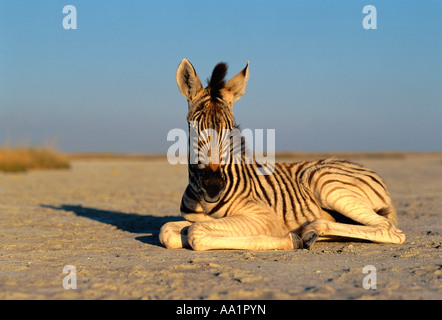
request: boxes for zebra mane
[207,62,228,101]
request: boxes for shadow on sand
[40,204,183,246]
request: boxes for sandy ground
[0,154,441,300]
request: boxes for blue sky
[1,0,441,153]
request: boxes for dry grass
[67,152,165,161]
[0,145,70,173]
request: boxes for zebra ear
[223,62,250,104]
[176,58,204,101]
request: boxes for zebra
[159,59,406,251]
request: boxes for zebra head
[176,59,249,203]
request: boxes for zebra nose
[200,168,226,202]
[208,162,219,171]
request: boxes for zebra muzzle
[199,167,226,203]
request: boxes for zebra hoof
[290,232,303,249]
[302,231,319,250]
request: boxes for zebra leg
[302,218,405,248]
[159,220,193,249]
[301,196,406,248]
[187,214,302,251]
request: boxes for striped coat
[159,59,405,251]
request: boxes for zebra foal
[159,59,405,251]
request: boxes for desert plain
[0,153,441,299]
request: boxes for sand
[0,154,441,300]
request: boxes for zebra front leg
[159,220,193,249]
[187,214,303,251]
